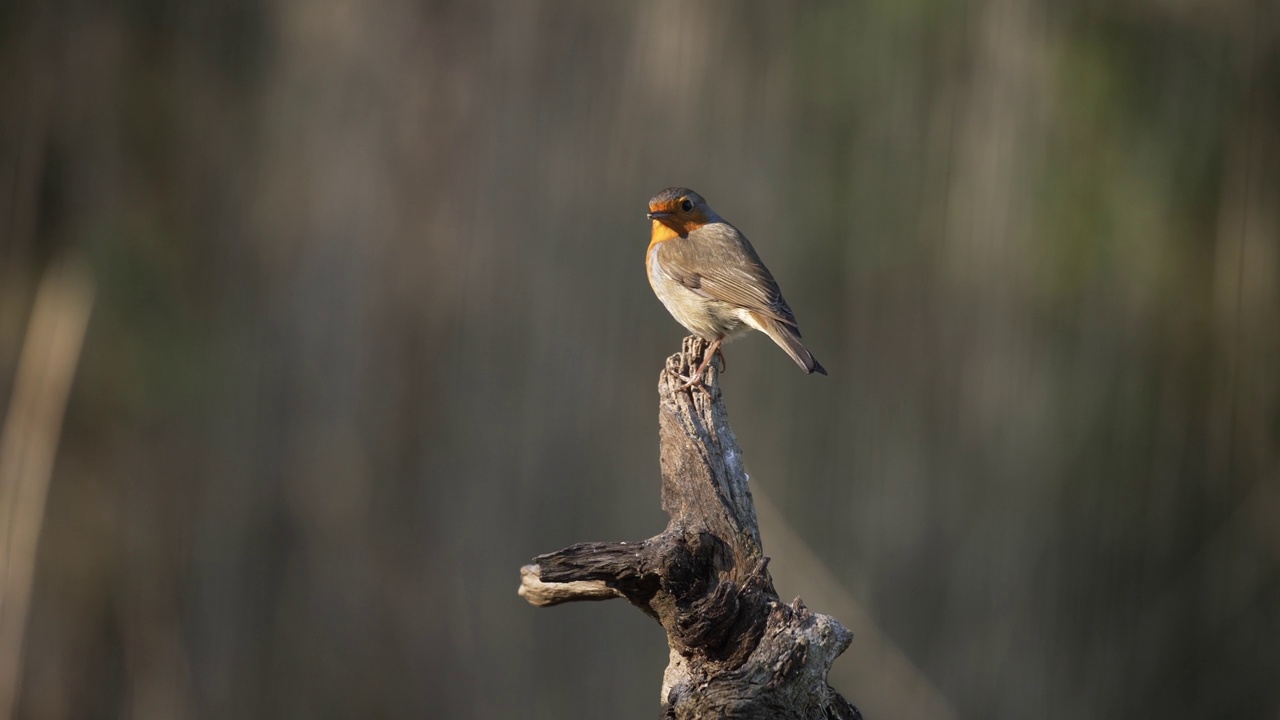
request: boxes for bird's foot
[665,336,723,395]
[666,367,711,395]
[676,374,711,394]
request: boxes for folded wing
[656,223,800,329]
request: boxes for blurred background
[1,0,1278,718]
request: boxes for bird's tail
[754,314,827,376]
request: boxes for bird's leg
[703,337,725,376]
[714,346,726,373]
[676,337,724,393]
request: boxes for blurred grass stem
[0,261,94,720]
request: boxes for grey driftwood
[519,337,860,719]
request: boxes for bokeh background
[2,1,1278,718]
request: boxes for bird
[645,186,826,390]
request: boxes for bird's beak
[647,211,672,221]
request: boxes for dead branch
[519,337,859,719]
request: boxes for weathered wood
[519,337,859,719]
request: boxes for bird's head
[646,187,716,239]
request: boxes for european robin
[646,187,826,389]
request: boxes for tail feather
[755,315,827,376]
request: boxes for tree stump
[519,337,860,719]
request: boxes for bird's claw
[666,367,711,395]
[665,337,723,395]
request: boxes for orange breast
[646,220,681,276]
[646,211,711,279]
[649,219,682,244]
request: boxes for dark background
[1,1,1278,718]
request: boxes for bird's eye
[680,199,693,212]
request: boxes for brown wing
[656,222,800,329]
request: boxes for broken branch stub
[519,336,859,719]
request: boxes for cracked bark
[519,337,860,719]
